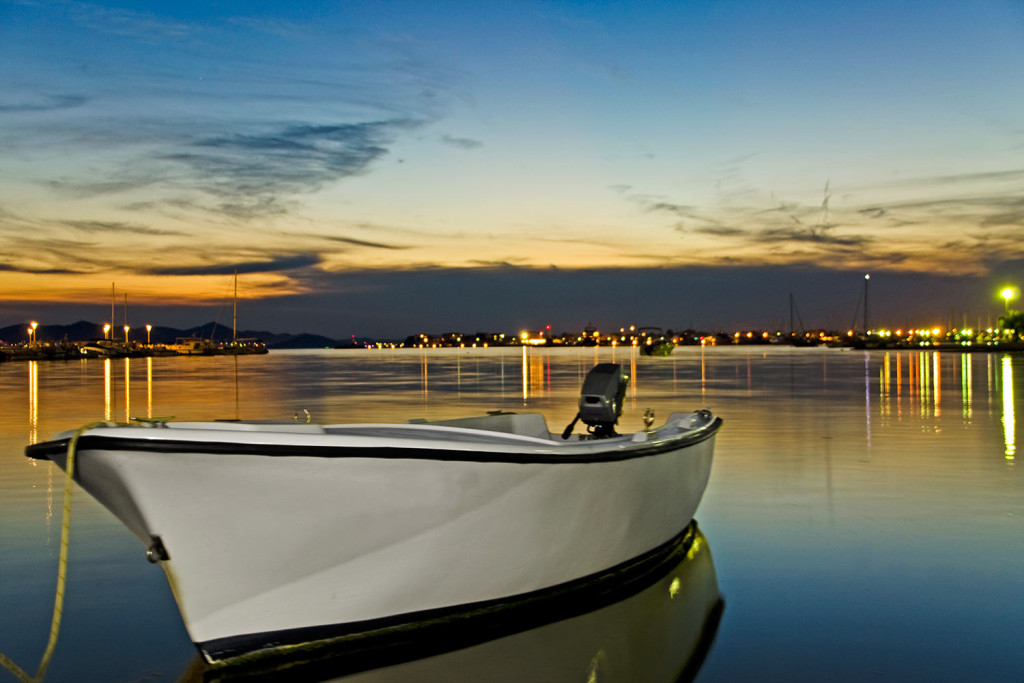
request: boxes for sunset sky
[2,1,1023,338]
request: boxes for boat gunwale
[25,417,722,465]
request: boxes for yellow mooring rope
[1,421,114,683]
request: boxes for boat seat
[417,413,553,440]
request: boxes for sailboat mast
[863,274,870,332]
[233,269,238,341]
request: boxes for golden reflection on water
[874,351,1017,460]
[921,353,930,414]
[1002,356,1015,460]
[123,357,131,422]
[918,352,930,415]
[27,360,38,445]
[896,353,902,419]
[454,354,462,397]
[961,353,972,419]
[512,347,639,404]
[8,347,1019,464]
[907,352,917,410]
[987,354,997,407]
[526,349,547,398]
[884,352,943,418]
[48,357,159,425]
[421,351,429,401]
[864,354,872,448]
[103,358,112,421]
[699,345,706,398]
[521,346,527,401]
[629,350,638,409]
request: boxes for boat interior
[140,409,706,445]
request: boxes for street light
[146,324,152,345]
[1002,287,1015,314]
[103,324,111,340]
[124,325,130,344]
[28,321,38,344]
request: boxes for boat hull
[183,523,723,680]
[28,413,720,664]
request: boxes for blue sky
[1,0,1022,337]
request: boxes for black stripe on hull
[25,418,721,465]
[199,521,705,676]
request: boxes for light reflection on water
[1003,355,1016,459]
[1,347,1022,682]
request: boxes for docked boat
[219,337,269,355]
[641,339,675,356]
[638,327,675,356]
[167,336,217,355]
[25,364,722,666]
[78,340,130,358]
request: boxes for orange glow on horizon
[0,271,306,306]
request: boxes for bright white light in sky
[0,0,1022,319]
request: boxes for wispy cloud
[153,119,424,217]
[175,120,417,193]
[621,165,1024,275]
[440,134,483,150]
[1,3,452,227]
[752,226,869,247]
[0,262,79,275]
[43,175,163,198]
[1,208,184,274]
[0,94,88,114]
[0,235,113,275]
[880,168,1024,189]
[60,220,183,237]
[139,254,323,277]
[33,117,426,219]
[319,235,410,250]
[64,2,199,42]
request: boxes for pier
[0,338,267,362]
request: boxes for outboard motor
[562,363,629,439]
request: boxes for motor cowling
[577,363,628,437]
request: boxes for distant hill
[0,320,107,344]
[266,333,340,349]
[0,320,343,349]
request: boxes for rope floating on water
[0,421,115,683]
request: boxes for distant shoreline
[2,319,1020,357]
[3,338,1021,363]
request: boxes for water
[1,347,1021,682]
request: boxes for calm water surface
[1,347,1021,682]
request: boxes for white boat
[25,364,722,666]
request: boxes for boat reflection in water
[179,522,723,683]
